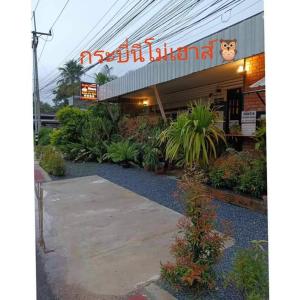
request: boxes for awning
[250,77,265,88]
[244,77,265,106]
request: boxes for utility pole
[32,11,52,142]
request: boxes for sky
[33,0,264,103]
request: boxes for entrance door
[225,88,243,133]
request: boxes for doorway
[225,88,244,133]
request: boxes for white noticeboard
[241,111,256,136]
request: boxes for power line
[33,0,41,12]
[39,0,256,98]
[49,0,71,30]
[39,0,128,84]
[36,0,70,63]
[38,37,48,62]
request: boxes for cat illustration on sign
[220,39,237,62]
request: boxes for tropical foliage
[237,157,267,198]
[95,64,117,85]
[118,114,165,170]
[104,140,139,167]
[255,120,266,154]
[50,103,121,162]
[225,240,269,300]
[142,144,161,170]
[53,59,84,107]
[38,127,53,146]
[39,101,57,113]
[160,103,226,167]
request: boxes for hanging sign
[80,82,97,101]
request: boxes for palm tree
[58,59,84,85]
[57,60,84,103]
[160,103,226,167]
[95,64,117,85]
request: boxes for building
[97,13,265,150]
[33,113,59,128]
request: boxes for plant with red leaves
[161,169,229,290]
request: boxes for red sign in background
[80,82,97,101]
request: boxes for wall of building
[244,53,265,111]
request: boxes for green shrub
[209,150,250,189]
[255,120,266,154]
[142,145,160,171]
[51,104,121,162]
[50,128,65,146]
[40,146,65,176]
[160,103,226,167]
[119,115,164,143]
[225,240,269,300]
[38,127,53,145]
[237,158,267,198]
[209,168,226,188]
[35,145,44,159]
[55,106,89,145]
[104,140,139,167]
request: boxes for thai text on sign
[80,38,219,64]
[80,82,97,101]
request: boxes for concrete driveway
[40,175,182,299]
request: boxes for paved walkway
[34,161,267,299]
[50,162,268,299]
[39,174,193,299]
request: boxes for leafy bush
[208,150,267,198]
[51,103,121,162]
[209,150,250,189]
[225,240,269,300]
[55,106,89,144]
[104,140,139,167]
[35,145,44,159]
[142,145,160,170]
[119,115,163,143]
[38,127,53,145]
[255,120,266,154]
[161,172,228,289]
[39,146,65,176]
[237,158,267,198]
[208,168,225,188]
[160,103,226,167]
[50,128,65,146]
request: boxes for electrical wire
[39,0,261,98]
[35,0,70,64]
[33,0,41,13]
[49,0,71,30]
[39,0,131,85]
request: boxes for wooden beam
[153,85,167,123]
[256,91,265,105]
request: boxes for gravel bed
[52,161,268,299]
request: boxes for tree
[52,60,84,107]
[58,59,84,85]
[40,101,56,113]
[95,64,117,85]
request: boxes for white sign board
[241,111,256,136]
